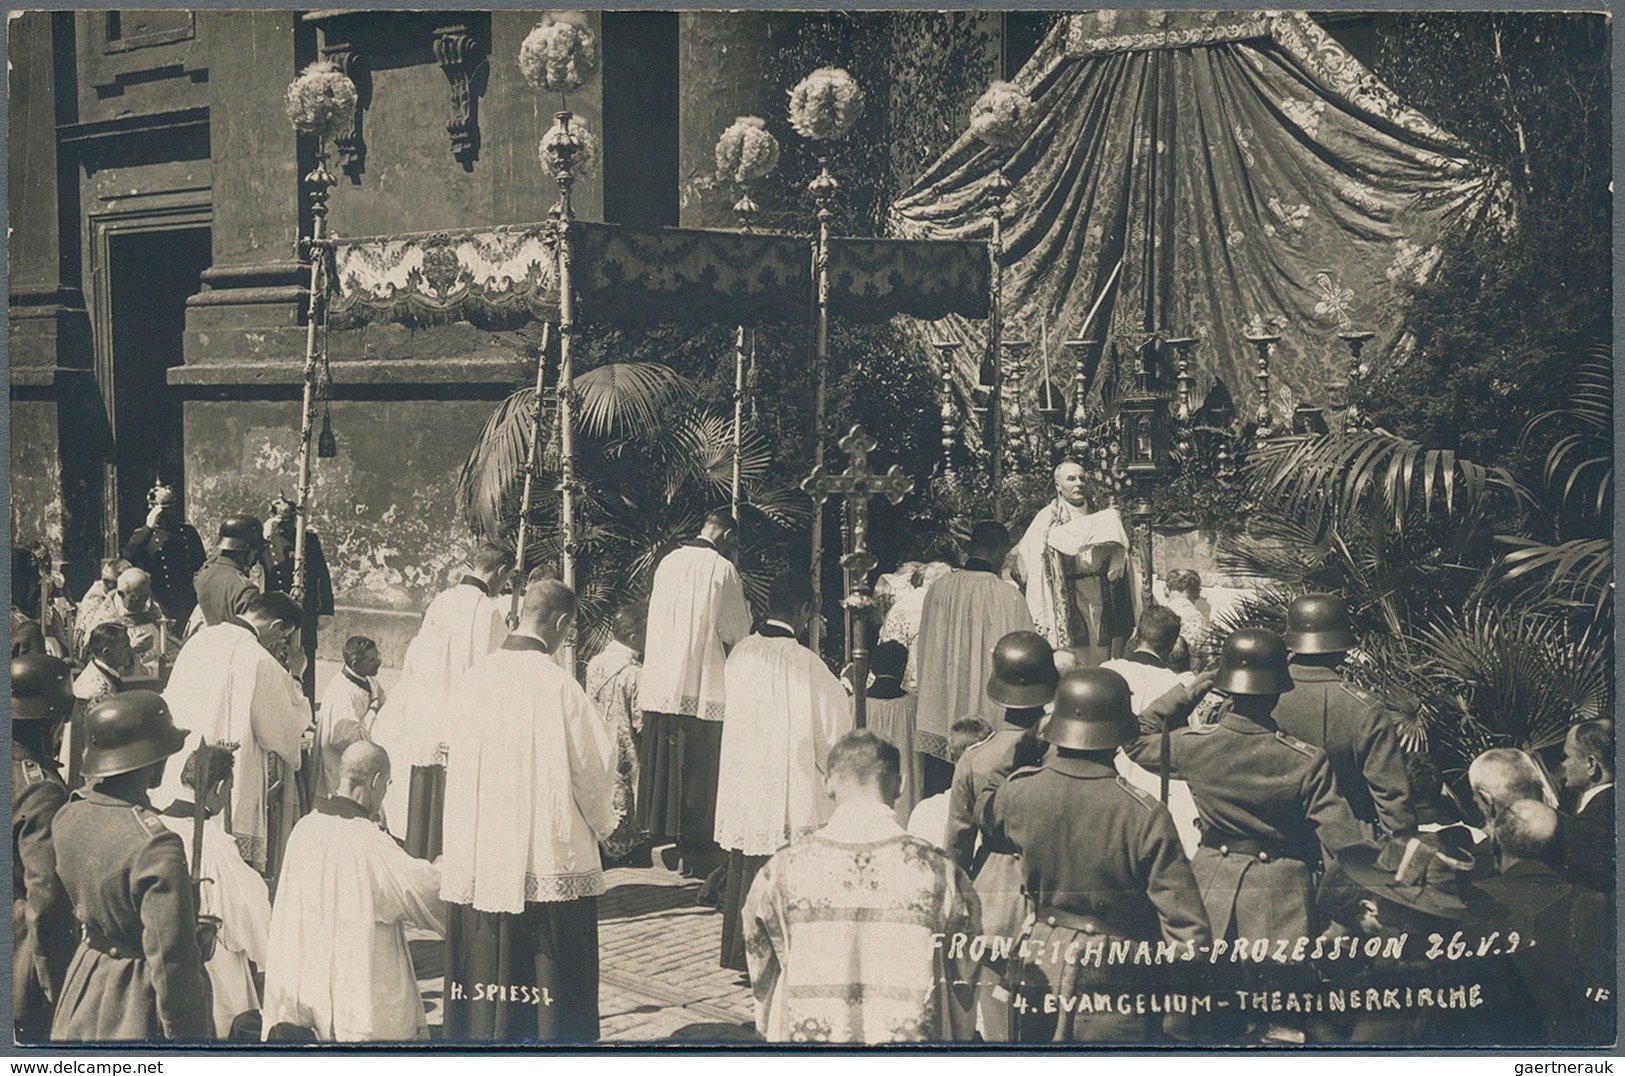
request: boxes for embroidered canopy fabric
[890,9,1504,418]
[331,222,989,331]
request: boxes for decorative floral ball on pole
[519,13,600,101]
[969,80,1034,149]
[540,116,599,180]
[283,61,357,622]
[788,67,865,141]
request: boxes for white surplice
[315,668,379,800]
[159,812,271,1038]
[439,637,617,914]
[714,629,852,856]
[160,621,309,870]
[1100,655,1203,858]
[262,800,445,1041]
[1014,500,1135,649]
[640,542,752,721]
[911,568,1035,761]
[369,580,507,837]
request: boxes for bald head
[336,740,391,815]
[1493,798,1559,863]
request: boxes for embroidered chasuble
[1014,501,1138,653]
[160,620,309,872]
[912,566,1034,761]
[262,797,445,1041]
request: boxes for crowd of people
[9,463,1616,1046]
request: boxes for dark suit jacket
[1558,784,1614,893]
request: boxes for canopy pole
[809,158,839,656]
[986,170,1011,515]
[554,111,581,674]
[509,322,554,631]
[293,149,338,609]
[732,326,747,521]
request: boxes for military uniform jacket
[49,791,209,1042]
[987,754,1210,948]
[946,722,1046,876]
[124,524,206,625]
[1271,661,1414,836]
[13,742,75,1039]
[193,555,260,629]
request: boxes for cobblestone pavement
[411,854,759,1044]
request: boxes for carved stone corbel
[433,22,488,170]
[319,39,369,180]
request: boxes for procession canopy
[331,222,989,332]
[890,9,1507,417]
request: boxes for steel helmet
[1212,628,1294,696]
[10,654,74,720]
[986,630,1059,708]
[217,514,266,552]
[1042,667,1138,750]
[1283,593,1358,655]
[79,691,189,779]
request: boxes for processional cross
[802,425,913,730]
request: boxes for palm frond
[1522,352,1612,517]
[457,389,541,539]
[574,363,695,440]
[1494,535,1614,618]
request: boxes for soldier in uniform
[49,691,210,1042]
[1125,629,1366,1041]
[986,667,1212,1043]
[123,483,207,630]
[192,514,265,630]
[946,629,1058,1041]
[12,654,79,1041]
[260,496,335,699]
[1273,593,1414,839]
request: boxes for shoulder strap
[1116,776,1161,812]
[131,806,171,841]
[1274,730,1318,758]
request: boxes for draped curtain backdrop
[890,10,1505,436]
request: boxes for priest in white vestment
[158,745,271,1039]
[743,731,980,1042]
[160,591,309,875]
[1014,460,1139,665]
[313,635,384,801]
[262,741,445,1042]
[637,511,752,879]
[1100,606,1203,856]
[912,521,1034,796]
[440,580,617,1043]
[369,542,512,857]
[715,573,852,973]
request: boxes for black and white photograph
[5,6,1615,1053]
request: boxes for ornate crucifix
[802,425,913,730]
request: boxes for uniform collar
[1047,753,1117,779]
[1126,649,1165,668]
[1286,660,1341,683]
[459,575,493,596]
[758,619,797,640]
[315,794,373,820]
[963,558,998,574]
[1218,710,1278,734]
[78,788,152,809]
[501,632,552,654]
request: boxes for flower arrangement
[519,14,600,94]
[284,61,359,142]
[969,81,1034,149]
[787,67,865,141]
[540,118,599,178]
[714,116,781,184]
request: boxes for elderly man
[1557,719,1614,893]
[263,741,444,1042]
[1013,460,1136,664]
[440,580,616,1043]
[73,559,129,655]
[161,592,309,875]
[743,731,981,1043]
[76,568,171,686]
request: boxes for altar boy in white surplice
[714,572,852,974]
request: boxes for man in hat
[192,514,266,630]
[12,654,79,1041]
[1124,630,1365,970]
[638,510,752,881]
[160,592,309,876]
[945,629,1057,1041]
[158,745,271,1040]
[440,579,616,1043]
[1273,593,1414,840]
[124,483,207,630]
[260,495,335,699]
[986,667,1211,1043]
[714,572,851,973]
[914,522,1035,797]
[50,691,210,1042]
[264,741,445,1042]
[370,541,514,857]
